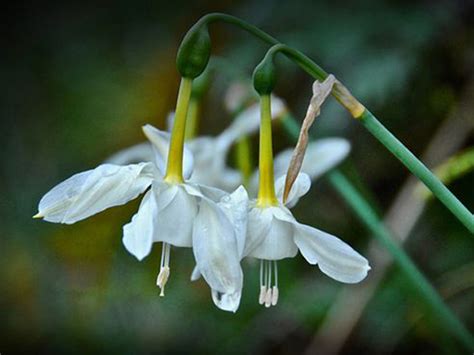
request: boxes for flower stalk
[165,77,193,183]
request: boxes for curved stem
[188,14,473,232]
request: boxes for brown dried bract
[282,75,336,203]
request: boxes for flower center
[259,259,279,307]
[156,242,171,296]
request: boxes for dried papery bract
[282,75,336,203]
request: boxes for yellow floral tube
[257,95,278,207]
[165,77,193,183]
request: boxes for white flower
[35,124,247,312]
[245,173,370,307]
[105,97,287,191]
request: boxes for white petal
[187,137,234,189]
[217,186,249,259]
[142,124,194,179]
[274,139,350,180]
[183,182,227,203]
[104,142,155,166]
[37,163,154,224]
[219,169,243,191]
[211,289,242,313]
[294,223,370,283]
[218,96,286,147]
[248,207,298,260]
[247,171,259,198]
[243,205,273,257]
[166,111,175,132]
[192,198,243,312]
[274,173,311,208]
[122,190,157,260]
[190,266,201,281]
[153,185,196,247]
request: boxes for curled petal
[104,142,155,166]
[294,223,370,283]
[37,163,154,224]
[192,198,243,312]
[122,190,157,260]
[275,173,311,208]
[142,124,194,179]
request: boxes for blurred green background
[1,0,473,354]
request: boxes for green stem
[360,110,473,232]
[190,13,473,232]
[280,114,474,350]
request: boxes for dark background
[1,0,473,354]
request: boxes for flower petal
[274,139,350,180]
[244,205,273,257]
[142,124,194,179]
[218,96,286,148]
[211,289,242,313]
[190,265,201,281]
[153,185,195,247]
[192,197,243,312]
[247,208,298,260]
[274,173,311,208]
[37,163,155,224]
[104,142,155,166]
[294,223,370,283]
[217,186,249,259]
[122,190,157,260]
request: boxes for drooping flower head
[245,93,370,307]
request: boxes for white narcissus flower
[246,173,370,307]
[35,124,248,312]
[246,93,369,308]
[105,97,287,191]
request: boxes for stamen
[272,261,279,306]
[265,260,272,307]
[259,286,267,305]
[259,260,266,304]
[271,286,279,306]
[157,243,171,297]
[264,287,272,308]
[274,261,278,287]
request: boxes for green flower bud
[176,24,211,79]
[253,57,276,96]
